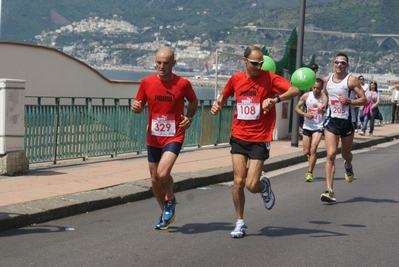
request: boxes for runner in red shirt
[132,47,198,230]
[211,46,300,238]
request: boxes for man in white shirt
[354,75,368,131]
[320,53,366,203]
[390,82,399,123]
[358,75,369,92]
[295,78,325,182]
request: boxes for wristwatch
[275,94,281,103]
[347,98,352,105]
[187,117,192,123]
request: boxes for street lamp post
[0,0,2,40]
[215,49,219,100]
[214,49,243,100]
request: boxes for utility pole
[291,0,306,147]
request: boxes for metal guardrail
[24,97,236,164]
[24,97,394,164]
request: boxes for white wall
[273,100,291,140]
[0,42,140,101]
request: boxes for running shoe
[260,177,275,210]
[320,189,336,203]
[305,172,313,182]
[162,198,176,225]
[307,154,310,162]
[155,214,168,230]
[230,223,247,238]
[344,161,354,183]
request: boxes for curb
[1,133,398,232]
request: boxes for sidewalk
[1,123,398,231]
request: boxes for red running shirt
[135,74,197,147]
[222,70,292,142]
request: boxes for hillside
[2,0,399,75]
[2,0,398,43]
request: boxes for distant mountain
[2,0,399,74]
[2,0,344,43]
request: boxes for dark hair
[370,81,378,92]
[315,77,324,87]
[358,75,364,79]
[335,52,349,63]
[244,46,262,58]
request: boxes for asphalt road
[1,141,398,267]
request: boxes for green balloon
[291,67,316,91]
[261,56,276,73]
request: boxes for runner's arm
[349,76,367,106]
[295,93,308,117]
[211,94,229,115]
[185,98,198,121]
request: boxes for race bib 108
[236,96,261,120]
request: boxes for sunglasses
[334,60,348,65]
[246,58,264,66]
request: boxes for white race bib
[329,99,347,119]
[237,96,261,120]
[151,113,176,136]
[308,106,323,122]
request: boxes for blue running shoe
[230,223,247,238]
[162,198,176,226]
[155,214,168,230]
[260,177,275,210]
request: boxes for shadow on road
[255,226,348,238]
[168,222,233,234]
[341,196,399,204]
[0,224,75,237]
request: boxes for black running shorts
[230,136,270,160]
[302,128,323,137]
[323,117,354,137]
